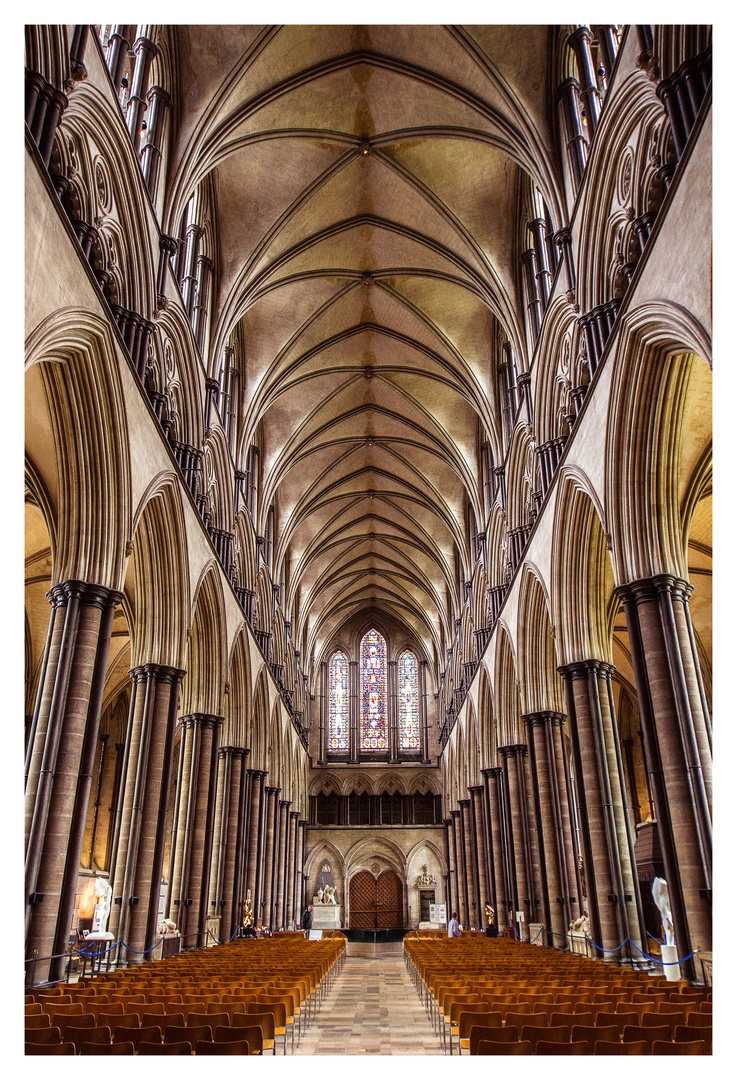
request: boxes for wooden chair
[597,1011,639,1034]
[84,1001,124,1021]
[24,1013,52,1029]
[249,999,288,1053]
[686,1012,713,1029]
[43,1002,84,1019]
[165,1023,212,1044]
[570,1024,620,1054]
[477,1040,533,1055]
[138,1040,193,1055]
[674,1028,711,1053]
[25,1042,75,1055]
[213,1025,263,1053]
[54,1012,96,1037]
[652,1038,707,1055]
[65,1026,112,1051]
[232,1011,276,1054]
[622,1024,670,1051]
[470,1025,519,1047]
[24,1026,62,1045]
[25,1003,43,1015]
[195,1039,253,1055]
[521,1025,568,1051]
[79,1041,135,1054]
[536,1040,589,1055]
[115,1025,163,1050]
[504,1011,547,1030]
[594,1040,647,1055]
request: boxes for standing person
[301,904,313,936]
[447,910,462,938]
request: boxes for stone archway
[349,869,404,929]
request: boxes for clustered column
[166,715,222,947]
[558,661,643,958]
[615,575,711,979]
[25,582,122,982]
[108,663,184,960]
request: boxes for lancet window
[328,650,349,751]
[398,649,420,751]
[360,629,387,751]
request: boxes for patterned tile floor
[296,945,442,1055]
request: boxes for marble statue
[485,903,495,926]
[92,877,112,934]
[156,918,179,938]
[652,877,675,945]
[323,885,336,904]
[569,913,590,934]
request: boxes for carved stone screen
[360,629,387,751]
[328,650,349,751]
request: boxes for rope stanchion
[584,934,628,955]
[71,939,123,958]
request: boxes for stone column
[245,769,265,919]
[274,800,290,928]
[261,787,280,928]
[469,786,489,917]
[140,84,170,198]
[229,751,252,939]
[557,77,588,187]
[208,746,247,943]
[460,798,477,927]
[419,660,431,761]
[181,224,204,318]
[167,714,222,947]
[443,818,455,913]
[450,809,464,921]
[125,35,157,143]
[528,218,552,307]
[388,659,399,761]
[521,249,542,342]
[318,661,328,763]
[193,255,213,352]
[615,576,712,976]
[593,25,619,83]
[524,712,575,948]
[298,820,308,918]
[482,767,507,924]
[106,24,134,91]
[349,660,359,761]
[25,582,121,982]
[558,662,642,958]
[568,26,602,135]
[499,745,532,940]
[286,810,299,927]
[108,664,184,960]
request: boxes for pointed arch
[517,564,565,715]
[181,564,227,716]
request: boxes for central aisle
[296,947,442,1055]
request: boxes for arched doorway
[349,870,404,929]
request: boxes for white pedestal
[661,943,681,980]
[311,904,341,929]
[568,930,592,957]
[529,922,544,946]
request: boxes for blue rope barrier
[647,930,665,944]
[584,934,629,955]
[71,939,123,957]
[530,925,543,944]
[628,939,698,965]
[582,933,696,966]
[118,937,166,955]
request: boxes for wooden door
[376,870,403,929]
[349,871,377,929]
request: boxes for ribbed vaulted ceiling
[166,25,560,673]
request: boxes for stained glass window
[360,629,387,750]
[328,650,349,751]
[398,649,420,750]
